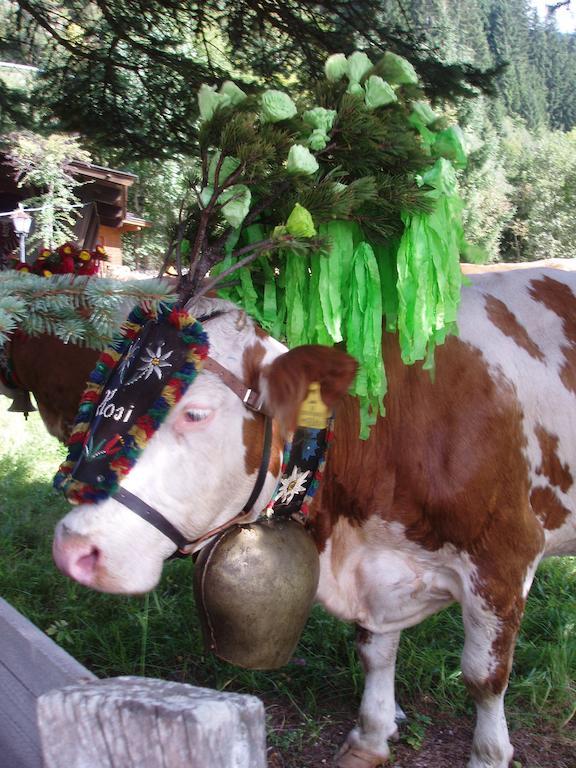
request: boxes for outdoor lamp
[11,204,32,263]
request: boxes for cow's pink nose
[53,526,101,586]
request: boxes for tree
[501,124,576,260]
[1,0,497,162]
[4,132,91,249]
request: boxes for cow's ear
[261,345,357,433]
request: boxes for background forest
[1,0,576,268]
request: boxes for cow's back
[458,268,576,557]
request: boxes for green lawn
[0,398,574,736]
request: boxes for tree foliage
[1,0,498,161]
[4,131,91,249]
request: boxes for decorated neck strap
[268,382,333,523]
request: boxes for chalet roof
[68,161,137,187]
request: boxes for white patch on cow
[316,517,461,632]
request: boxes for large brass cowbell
[193,383,326,670]
[193,518,320,669]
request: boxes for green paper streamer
[373,239,399,332]
[396,159,463,367]
[346,242,386,439]
[284,251,309,347]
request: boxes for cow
[2,334,100,441]
[48,267,576,767]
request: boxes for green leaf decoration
[261,90,298,123]
[287,144,320,175]
[364,76,397,110]
[286,204,317,238]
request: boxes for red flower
[77,259,98,275]
[57,242,77,257]
[55,255,76,274]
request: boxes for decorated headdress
[170,50,470,437]
[54,303,208,504]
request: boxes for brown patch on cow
[310,331,545,695]
[530,486,571,530]
[485,295,544,361]
[355,625,372,646]
[529,276,576,394]
[534,424,573,492]
[11,334,99,441]
[242,415,282,479]
[242,342,282,479]
[254,324,270,340]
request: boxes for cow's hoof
[335,743,388,768]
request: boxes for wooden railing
[0,598,266,767]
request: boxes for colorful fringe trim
[54,302,209,504]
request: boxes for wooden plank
[38,677,267,768]
[0,598,95,768]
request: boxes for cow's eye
[184,408,211,423]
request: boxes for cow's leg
[336,628,401,768]
[461,596,523,768]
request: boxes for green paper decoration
[287,145,320,175]
[194,50,470,438]
[261,90,298,123]
[286,204,317,238]
[364,76,397,109]
[325,53,348,82]
[347,52,373,87]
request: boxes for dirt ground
[266,700,576,768]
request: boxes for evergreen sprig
[0,274,176,349]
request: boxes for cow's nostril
[54,536,101,586]
[74,546,100,580]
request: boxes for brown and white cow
[52,268,576,768]
[3,334,100,441]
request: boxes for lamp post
[11,204,32,264]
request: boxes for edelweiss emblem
[275,466,310,504]
[125,342,174,385]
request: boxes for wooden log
[38,676,267,768]
[0,597,95,768]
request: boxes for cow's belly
[316,518,460,633]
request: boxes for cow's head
[53,298,356,594]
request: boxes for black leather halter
[112,357,273,556]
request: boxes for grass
[0,398,574,739]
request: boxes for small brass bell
[193,518,320,670]
[6,389,37,419]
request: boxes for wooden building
[0,156,149,266]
